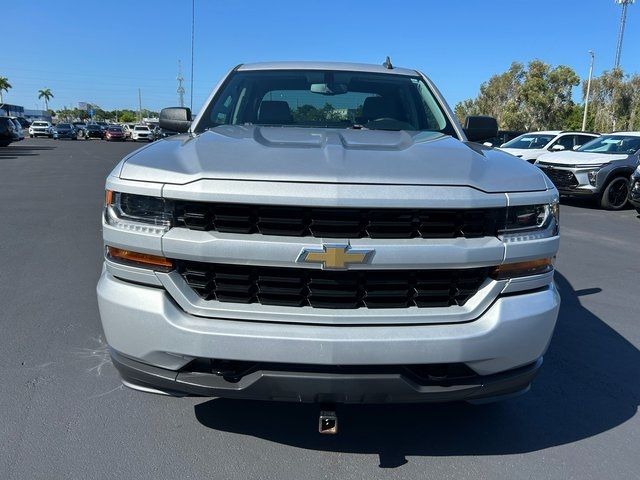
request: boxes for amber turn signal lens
[105,189,113,205]
[491,258,553,280]
[106,246,173,270]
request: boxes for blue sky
[3,0,638,113]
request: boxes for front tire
[600,177,629,210]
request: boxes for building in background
[0,103,24,117]
[23,109,52,122]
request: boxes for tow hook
[318,405,338,435]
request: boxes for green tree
[455,60,580,131]
[0,77,11,103]
[118,111,136,123]
[38,88,54,111]
[584,69,640,132]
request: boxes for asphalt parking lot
[0,138,638,479]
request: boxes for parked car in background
[0,117,16,146]
[28,120,54,138]
[131,124,153,142]
[154,127,178,139]
[9,118,24,140]
[53,123,78,140]
[629,166,640,214]
[85,124,105,139]
[121,124,135,140]
[73,122,87,138]
[104,125,126,141]
[500,131,599,163]
[482,130,526,147]
[95,121,110,132]
[536,132,640,210]
[14,117,31,131]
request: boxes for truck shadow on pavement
[194,272,639,468]
[0,144,55,160]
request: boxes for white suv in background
[28,121,54,138]
[500,131,599,163]
[131,125,153,142]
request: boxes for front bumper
[111,348,542,403]
[97,269,560,401]
[30,129,51,136]
[536,164,599,197]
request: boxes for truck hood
[536,150,629,166]
[119,125,548,193]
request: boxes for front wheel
[600,177,629,210]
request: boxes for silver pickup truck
[97,61,560,406]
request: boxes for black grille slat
[173,202,506,239]
[176,261,489,310]
[538,167,579,189]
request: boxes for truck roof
[237,61,419,77]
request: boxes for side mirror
[550,144,565,151]
[159,107,192,133]
[463,116,498,142]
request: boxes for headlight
[499,202,559,242]
[104,191,172,235]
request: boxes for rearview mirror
[463,116,498,142]
[310,83,348,95]
[159,107,192,133]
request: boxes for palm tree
[38,88,54,111]
[0,77,11,103]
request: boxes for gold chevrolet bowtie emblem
[297,245,374,270]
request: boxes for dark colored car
[85,124,105,139]
[629,167,640,214]
[9,118,25,140]
[73,122,87,138]
[96,121,109,131]
[53,123,78,140]
[483,130,526,147]
[104,126,125,141]
[14,117,31,130]
[0,117,15,147]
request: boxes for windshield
[578,135,640,155]
[33,122,48,126]
[195,69,456,134]
[502,133,556,149]
[134,126,149,131]
[57,124,71,129]
[108,127,122,132]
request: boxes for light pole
[190,0,195,111]
[582,50,595,132]
[614,0,635,69]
